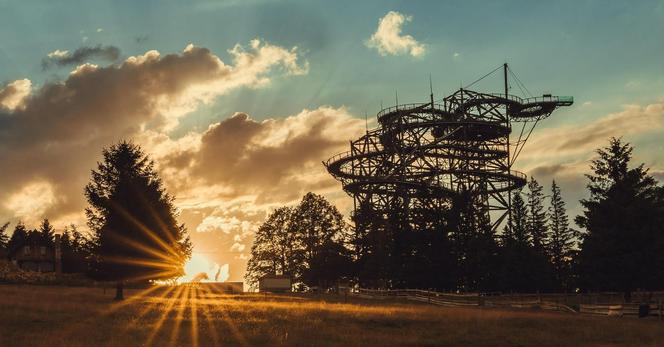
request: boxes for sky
[1,0,664,282]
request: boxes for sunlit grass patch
[1,284,663,347]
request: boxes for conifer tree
[576,138,664,294]
[85,141,191,299]
[526,178,548,252]
[38,219,55,245]
[547,180,577,291]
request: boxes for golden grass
[0,284,662,347]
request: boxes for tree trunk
[114,281,124,300]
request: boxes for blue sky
[3,0,664,125]
[1,0,663,280]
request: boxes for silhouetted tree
[0,222,9,252]
[400,199,455,290]
[7,222,28,256]
[352,202,393,288]
[246,193,351,291]
[37,219,55,246]
[546,180,577,291]
[576,138,664,296]
[245,207,299,288]
[85,141,192,300]
[501,190,554,292]
[449,190,500,292]
[291,192,349,289]
[503,189,529,245]
[60,224,91,273]
[526,178,548,252]
[304,239,353,290]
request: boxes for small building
[8,235,62,273]
[259,275,292,293]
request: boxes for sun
[177,253,229,284]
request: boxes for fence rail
[353,288,663,319]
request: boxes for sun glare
[177,253,228,284]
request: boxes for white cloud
[47,49,69,58]
[0,79,31,110]
[366,11,426,57]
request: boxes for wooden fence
[354,288,663,319]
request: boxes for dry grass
[0,284,662,347]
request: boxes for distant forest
[246,138,664,296]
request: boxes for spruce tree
[576,138,664,295]
[526,178,548,252]
[503,190,529,245]
[450,190,500,292]
[501,189,553,292]
[547,180,576,291]
[85,141,192,299]
[38,219,55,246]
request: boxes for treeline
[0,219,90,273]
[246,138,664,294]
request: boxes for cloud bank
[0,39,367,281]
[0,40,310,225]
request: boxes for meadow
[1,284,663,347]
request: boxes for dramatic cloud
[366,11,426,57]
[129,106,364,281]
[42,45,121,69]
[189,108,360,196]
[0,40,309,226]
[0,39,361,282]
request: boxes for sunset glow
[2,2,664,346]
[177,253,229,284]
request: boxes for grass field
[1,284,663,347]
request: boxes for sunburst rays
[52,282,259,346]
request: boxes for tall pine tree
[501,189,554,292]
[547,180,577,291]
[37,219,55,246]
[85,141,192,299]
[576,138,664,295]
[526,178,548,252]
